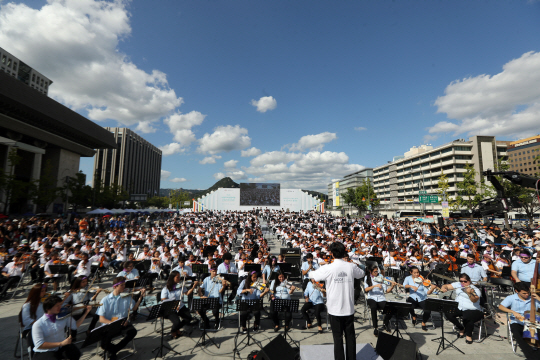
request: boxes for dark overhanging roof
[0,71,116,150]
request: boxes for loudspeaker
[376,332,418,360]
[257,334,297,360]
[437,217,445,229]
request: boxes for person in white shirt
[0,253,25,298]
[74,253,91,279]
[309,242,364,360]
[363,264,394,336]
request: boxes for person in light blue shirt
[403,267,437,331]
[269,272,296,331]
[301,254,320,291]
[301,279,326,332]
[499,281,540,360]
[440,274,483,344]
[237,271,268,332]
[460,254,487,283]
[32,295,91,360]
[96,276,146,360]
[21,283,46,332]
[116,261,139,280]
[160,270,199,338]
[262,256,280,284]
[511,249,537,282]
[197,265,227,329]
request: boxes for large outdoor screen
[240,183,280,206]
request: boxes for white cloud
[199,155,222,164]
[160,143,184,156]
[213,170,246,181]
[354,127,367,131]
[164,111,206,147]
[197,125,251,154]
[0,0,183,130]
[224,160,238,169]
[170,177,187,183]
[245,150,364,191]
[430,51,540,139]
[423,134,439,144]
[241,147,261,157]
[288,132,337,151]
[160,170,171,180]
[251,96,277,113]
[136,121,157,134]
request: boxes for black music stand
[233,299,263,360]
[124,279,137,290]
[272,299,299,348]
[425,298,463,356]
[191,298,220,352]
[244,264,261,275]
[192,264,209,276]
[382,301,413,339]
[82,318,126,360]
[148,299,182,359]
[278,262,292,275]
[49,264,70,289]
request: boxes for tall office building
[507,135,540,176]
[0,46,52,95]
[93,127,162,197]
[371,136,508,216]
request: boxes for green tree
[454,163,494,219]
[0,148,30,214]
[436,171,456,208]
[64,171,93,211]
[169,189,190,209]
[341,179,379,212]
[146,196,168,208]
[30,160,62,213]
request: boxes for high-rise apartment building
[93,127,162,197]
[0,47,52,95]
[507,135,540,176]
[372,136,508,215]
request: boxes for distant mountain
[160,178,327,201]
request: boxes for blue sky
[1,0,540,192]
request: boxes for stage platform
[300,343,382,360]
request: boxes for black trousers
[510,323,540,360]
[301,302,325,326]
[240,310,261,328]
[330,314,356,360]
[101,324,137,355]
[406,297,431,324]
[269,302,292,327]
[198,304,221,327]
[226,284,238,303]
[167,305,193,332]
[32,344,80,360]
[30,266,43,282]
[445,309,483,337]
[0,275,20,296]
[366,299,391,328]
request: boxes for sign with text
[419,195,438,203]
[442,201,450,218]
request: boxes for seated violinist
[198,264,227,330]
[269,271,295,332]
[481,254,502,278]
[262,256,280,284]
[499,281,540,360]
[403,266,438,331]
[301,278,326,333]
[237,271,269,333]
[44,252,63,292]
[117,261,140,280]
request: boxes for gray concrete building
[372,136,507,216]
[0,46,52,96]
[0,71,116,214]
[93,127,162,197]
[327,168,374,208]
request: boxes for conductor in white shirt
[309,242,365,360]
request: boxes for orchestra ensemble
[2,209,540,360]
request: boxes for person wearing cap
[96,277,146,360]
[511,249,537,283]
[461,253,487,283]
